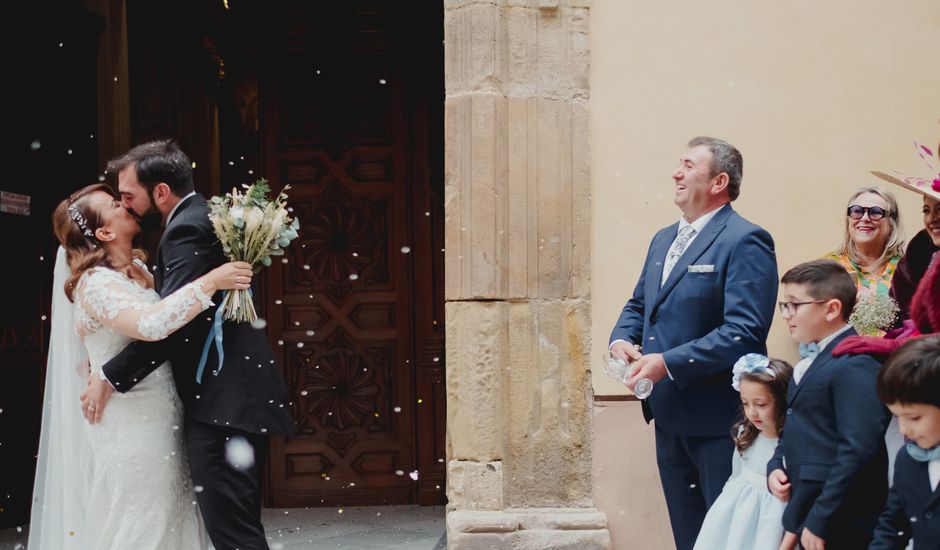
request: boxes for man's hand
[768,469,791,502]
[609,341,642,364]
[80,375,114,424]
[800,527,826,550]
[626,352,668,391]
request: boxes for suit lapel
[653,204,732,311]
[924,466,940,510]
[788,328,856,404]
[646,225,676,301]
[152,194,202,294]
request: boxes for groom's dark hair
[107,139,194,197]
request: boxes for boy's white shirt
[930,459,940,491]
[792,324,851,384]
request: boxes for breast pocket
[682,271,721,298]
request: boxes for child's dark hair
[780,260,857,322]
[877,335,940,407]
[732,358,793,454]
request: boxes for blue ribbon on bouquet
[195,289,251,384]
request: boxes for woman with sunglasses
[824,186,905,297]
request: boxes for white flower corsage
[731,353,771,391]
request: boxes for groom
[609,137,778,550]
[81,139,295,550]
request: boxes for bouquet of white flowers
[849,292,900,336]
[208,178,300,322]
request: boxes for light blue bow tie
[799,342,820,359]
[905,439,940,462]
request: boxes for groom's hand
[81,375,114,424]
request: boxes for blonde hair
[835,186,905,273]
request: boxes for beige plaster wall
[590,1,940,548]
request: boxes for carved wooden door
[262,3,445,507]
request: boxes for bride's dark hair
[52,183,146,302]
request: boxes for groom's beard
[131,205,163,233]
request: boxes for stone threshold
[447,508,611,549]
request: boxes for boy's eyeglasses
[846,205,891,221]
[777,300,826,316]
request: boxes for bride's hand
[206,261,253,291]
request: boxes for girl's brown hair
[732,358,793,454]
[52,183,145,302]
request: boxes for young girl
[693,354,795,550]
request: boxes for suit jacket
[869,448,940,550]
[609,204,778,436]
[101,194,295,435]
[767,329,891,540]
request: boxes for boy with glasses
[766,259,891,549]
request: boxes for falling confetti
[194,485,204,493]
[378,78,387,85]
[225,436,255,469]
[306,330,315,336]
[301,390,308,396]
[251,318,268,329]
[400,246,411,254]
[349,274,359,281]
[297,342,305,348]
[30,140,41,150]
[393,406,401,413]
[409,470,419,481]
[395,470,404,476]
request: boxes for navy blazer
[869,448,940,549]
[609,204,778,436]
[767,329,891,540]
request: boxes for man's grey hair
[687,136,743,201]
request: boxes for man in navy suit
[609,136,778,550]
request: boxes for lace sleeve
[76,269,215,342]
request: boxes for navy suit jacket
[609,204,778,436]
[869,448,940,549]
[767,329,891,540]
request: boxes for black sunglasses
[846,205,891,221]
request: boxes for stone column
[444,1,609,547]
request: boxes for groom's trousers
[186,418,270,550]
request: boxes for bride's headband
[68,203,99,247]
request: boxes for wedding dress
[29,248,209,550]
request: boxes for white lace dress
[73,264,213,550]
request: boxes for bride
[29,183,253,549]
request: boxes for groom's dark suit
[102,194,294,550]
[610,203,778,550]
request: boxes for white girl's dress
[693,433,785,550]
